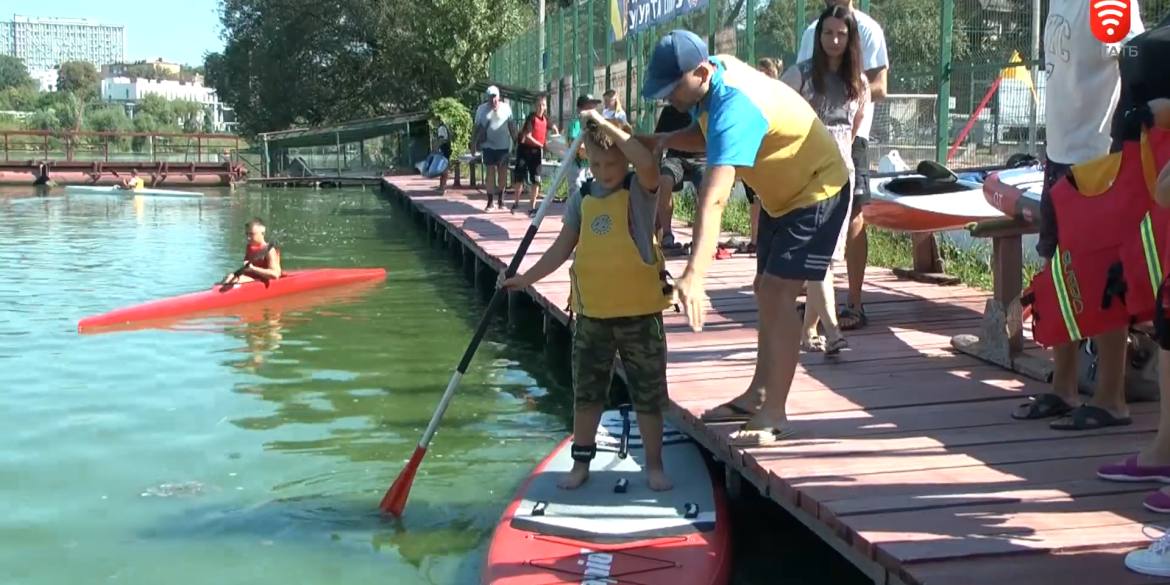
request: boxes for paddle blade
[380,444,427,516]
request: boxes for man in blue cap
[641,30,850,446]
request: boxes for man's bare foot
[558,463,590,490]
[646,468,673,491]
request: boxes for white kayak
[65,185,204,198]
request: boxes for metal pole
[1029,0,1041,155]
[539,0,546,88]
[605,0,613,92]
[935,0,954,163]
[746,0,755,63]
[336,131,342,177]
[587,0,595,95]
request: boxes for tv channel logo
[1090,0,1133,44]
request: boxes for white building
[0,15,125,74]
[31,68,57,92]
[100,77,235,133]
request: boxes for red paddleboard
[482,409,732,585]
[77,268,386,331]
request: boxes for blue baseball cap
[641,30,709,100]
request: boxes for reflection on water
[0,186,568,585]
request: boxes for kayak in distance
[76,278,385,335]
[77,268,387,331]
[481,407,732,585]
[65,185,205,198]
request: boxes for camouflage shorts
[572,313,669,414]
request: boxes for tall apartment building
[0,15,126,73]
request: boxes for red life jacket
[1022,126,1169,347]
[246,243,272,269]
[1117,126,1170,322]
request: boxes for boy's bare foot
[647,468,673,491]
[558,463,590,490]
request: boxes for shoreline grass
[671,191,1042,292]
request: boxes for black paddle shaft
[454,224,540,375]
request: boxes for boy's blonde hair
[584,119,634,151]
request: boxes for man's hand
[674,271,708,332]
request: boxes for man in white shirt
[796,0,888,332]
[1012,0,1145,430]
[472,85,519,211]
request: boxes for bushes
[429,97,472,157]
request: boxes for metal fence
[489,0,1168,169]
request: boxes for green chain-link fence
[489,0,1168,169]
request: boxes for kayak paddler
[117,169,145,191]
[222,218,282,285]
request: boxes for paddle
[379,130,590,517]
[218,240,279,289]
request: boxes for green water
[0,186,868,585]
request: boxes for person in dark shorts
[653,103,703,250]
[509,93,560,215]
[502,109,674,492]
[472,85,519,210]
[642,31,849,446]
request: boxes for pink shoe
[1147,490,1170,513]
[1098,455,1170,483]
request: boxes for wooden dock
[381,175,1170,585]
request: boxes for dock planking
[381,175,1170,585]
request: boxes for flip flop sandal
[700,402,758,422]
[714,248,733,260]
[839,304,868,331]
[728,424,797,447]
[824,337,849,356]
[1049,404,1133,431]
[801,336,826,352]
[1011,393,1078,420]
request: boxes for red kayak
[77,268,387,330]
[482,409,732,585]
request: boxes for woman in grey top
[780,3,870,355]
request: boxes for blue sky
[24,1,225,66]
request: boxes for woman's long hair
[810,4,865,102]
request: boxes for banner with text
[611,0,709,42]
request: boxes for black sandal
[1011,393,1078,420]
[1050,404,1133,431]
[839,304,868,331]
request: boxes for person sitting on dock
[117,170,145,192]
[501,109,675,492]
[643,30,849,445]
[222,218,282,285]
[1011,0,1145,430]
[432,114,452,192]
[472,85,518,211]
[509,93,559,216]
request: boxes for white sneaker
[1126,525,1170,577]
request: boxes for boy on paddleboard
[222,218,282,284]
[501,110,675,492]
